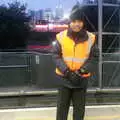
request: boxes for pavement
[0,105,120,120]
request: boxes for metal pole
[98,0,103,89]
[119,4,120,50]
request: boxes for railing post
[98,0,103,89]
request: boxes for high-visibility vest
[56,30,96,78]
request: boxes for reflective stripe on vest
[63,57,87,63]
[87,31,94,53]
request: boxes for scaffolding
[80,0,120,92]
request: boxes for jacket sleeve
[81,42,99,73]
[51,40,68,74]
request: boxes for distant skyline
[0,0,79,11]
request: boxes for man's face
[70,20,84,32]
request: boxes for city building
[36,9,44,21]
[43,8,53,21]
[55,4,64,20]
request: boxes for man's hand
[75,68,90,78]
[64,70,80,80]
[78,68,89,74]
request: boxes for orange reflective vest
[56,30,96,78]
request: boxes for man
[52,4,99,120]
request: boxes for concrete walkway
[0,105,120,120]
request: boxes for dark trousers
[56,86,87,120]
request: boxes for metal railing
[0,51,119,96]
